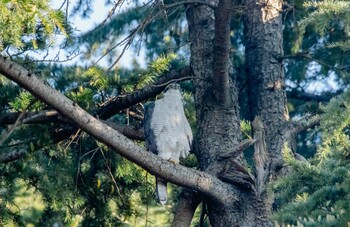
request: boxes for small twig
[90,0,125,34]
[283,52,350,72]
[75,140,83,190]
[102,0,215,69]
[149,76,199,87]
[79,147,99,160]
[58,0,67,10]
[99,149,126,204]
[29,51,81,63]
[0,99,37,146]
[63,129,81,153]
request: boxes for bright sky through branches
[48,0,146,68]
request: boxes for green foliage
[292,0,350,53]
[0,47,183,226]
[317,90,350,162]
[4,0,350,225]
[0,0,67,51]
[9,91,45,111]
[272,91,350,226]
[119,53,177,93]
[283,0,350,103]
[241,120,252,139]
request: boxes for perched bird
[144,83,193,205]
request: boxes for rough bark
[213,0,232,104]
[244,0,288,169]
[184,0,288,224]
[0,0,293,224]
[172,189,202,227]
[0,55,237,205]
[186,1,267,226]
[244,0,287,222]
[186,1,240,173]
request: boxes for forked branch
[0,56,236,204]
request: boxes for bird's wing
[184,116,193,148]
[144,102,158,154]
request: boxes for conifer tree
[0,0,350,226]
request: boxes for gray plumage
[144,83,193,205]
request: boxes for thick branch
[219,138,256,160]
[0,110,144,141]
[287,89,341,102]
[103,120,144,140]
[0,56,236,204]
[270,115,321,170]
[0,110,62,125]
[96,66,192,119]
[0,149,27,163]
[172,189,202,227]
[290,115,321,135]
[0,121,144,164]
[213,0,232,104]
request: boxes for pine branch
[283,52,350,72]
[0,55,237,204]
[96,66,192,119]
[287,89,342,102]
[0,99,37,146]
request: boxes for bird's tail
[156,178,167,205]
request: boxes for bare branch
[0,110,62,125]
[290,115,320,135]
[96,66,192,119]
[0,149,27,163]
[93,1,214,68]
[287,89,341,102]
[0,99,37,146]
[272,114,320,170]
[283,52,350,72]
[89,0,125,34]
[103,120,144,140]
[0,56,236,204]
[219,138,257,160]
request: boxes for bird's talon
[168,159,176,165]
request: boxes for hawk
[144,83,193,205]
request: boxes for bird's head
[163,83,181,97]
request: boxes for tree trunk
[0,0,288,225]
[244,0,289,168]
[183,0,287,224]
